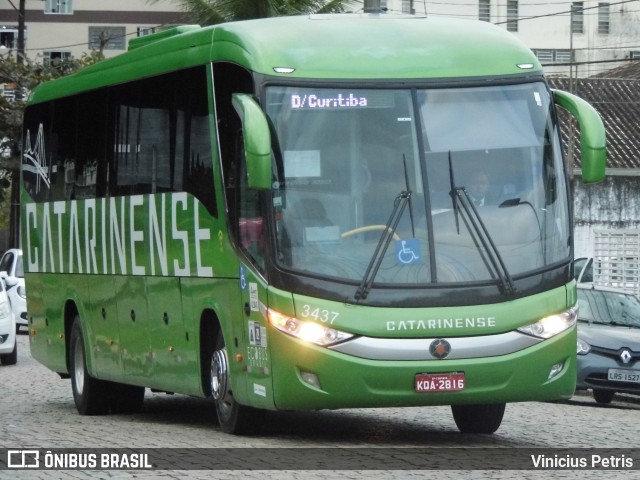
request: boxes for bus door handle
[244,302,251,317]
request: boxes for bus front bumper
[269,327,577,410]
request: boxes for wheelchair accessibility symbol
[395,239,421,265]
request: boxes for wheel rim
[210,347,233,417]
[73,336,85,395]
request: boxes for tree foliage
[149,0,361,25]
[0,50,105,162]
[0,51,104,210]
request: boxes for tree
[0,52,104,235]
[148,0,362,25]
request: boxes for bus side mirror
[552,89,606,184]
[232,93,272,190]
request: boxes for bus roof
[28,14,542,105]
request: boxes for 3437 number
[299,304,340,324]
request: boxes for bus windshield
[266,82,569,289]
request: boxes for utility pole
[7,0,25,64]
[6,0,26,249]
[17,0,25,65]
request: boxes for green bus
[21,14,606,435]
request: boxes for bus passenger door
[115,276,151,383]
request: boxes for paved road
[1,333,639,479]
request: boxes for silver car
[0,249,26,333]
[576,285,640,404]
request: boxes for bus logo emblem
[429,339,451,359]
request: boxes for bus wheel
[451,403,506,434]
[210,330,264,434]
[69,317,110,415]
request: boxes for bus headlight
[517,306,577,339]
[267,308,354,346]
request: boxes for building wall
[572,173,640,257]
[2,0,639,74]
[385,0,640,77]
[0,0,184,61]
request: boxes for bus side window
[107,68,216,214]
[236,131,266,270]
[213,62,265,270]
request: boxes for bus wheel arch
[68,314,110,415]
[199,309,221,397]
[199,309,264,434]
[63,300,80,373]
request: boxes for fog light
[300,371,321,389]
[548,361,564,380]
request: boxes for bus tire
[210,329,264,434]
[451,403,506,434]
[69,317,110,415]
[0,338,17,365]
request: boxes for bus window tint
[267,83,570,285]
[267,88,428,283]
[419,83,570,279]
[22,67,217,216]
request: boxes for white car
[0,277,17,365]
[0,248,27,332]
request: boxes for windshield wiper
[447,152,460,234]
[454,187,517,296]
[450,186,517,296]
[447,154,516,296]
[403,154,416,238]
[355,190,411,301]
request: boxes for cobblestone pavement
[2,334,639,479]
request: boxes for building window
[631,51,640,59]
[89,27,126,51]
[598,3,610,34]
[507,1,518,32]
[43,51,72,67]
[137,27,156,37]
[533,49,572,63]
[44,0,73,14]
[0,28,17,49]
[479,0,491,22]
[571,2,584,34]
[554,50,572,63]
[401,0,414,14]
[534,49,554,63]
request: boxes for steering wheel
[341,225,401,240]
